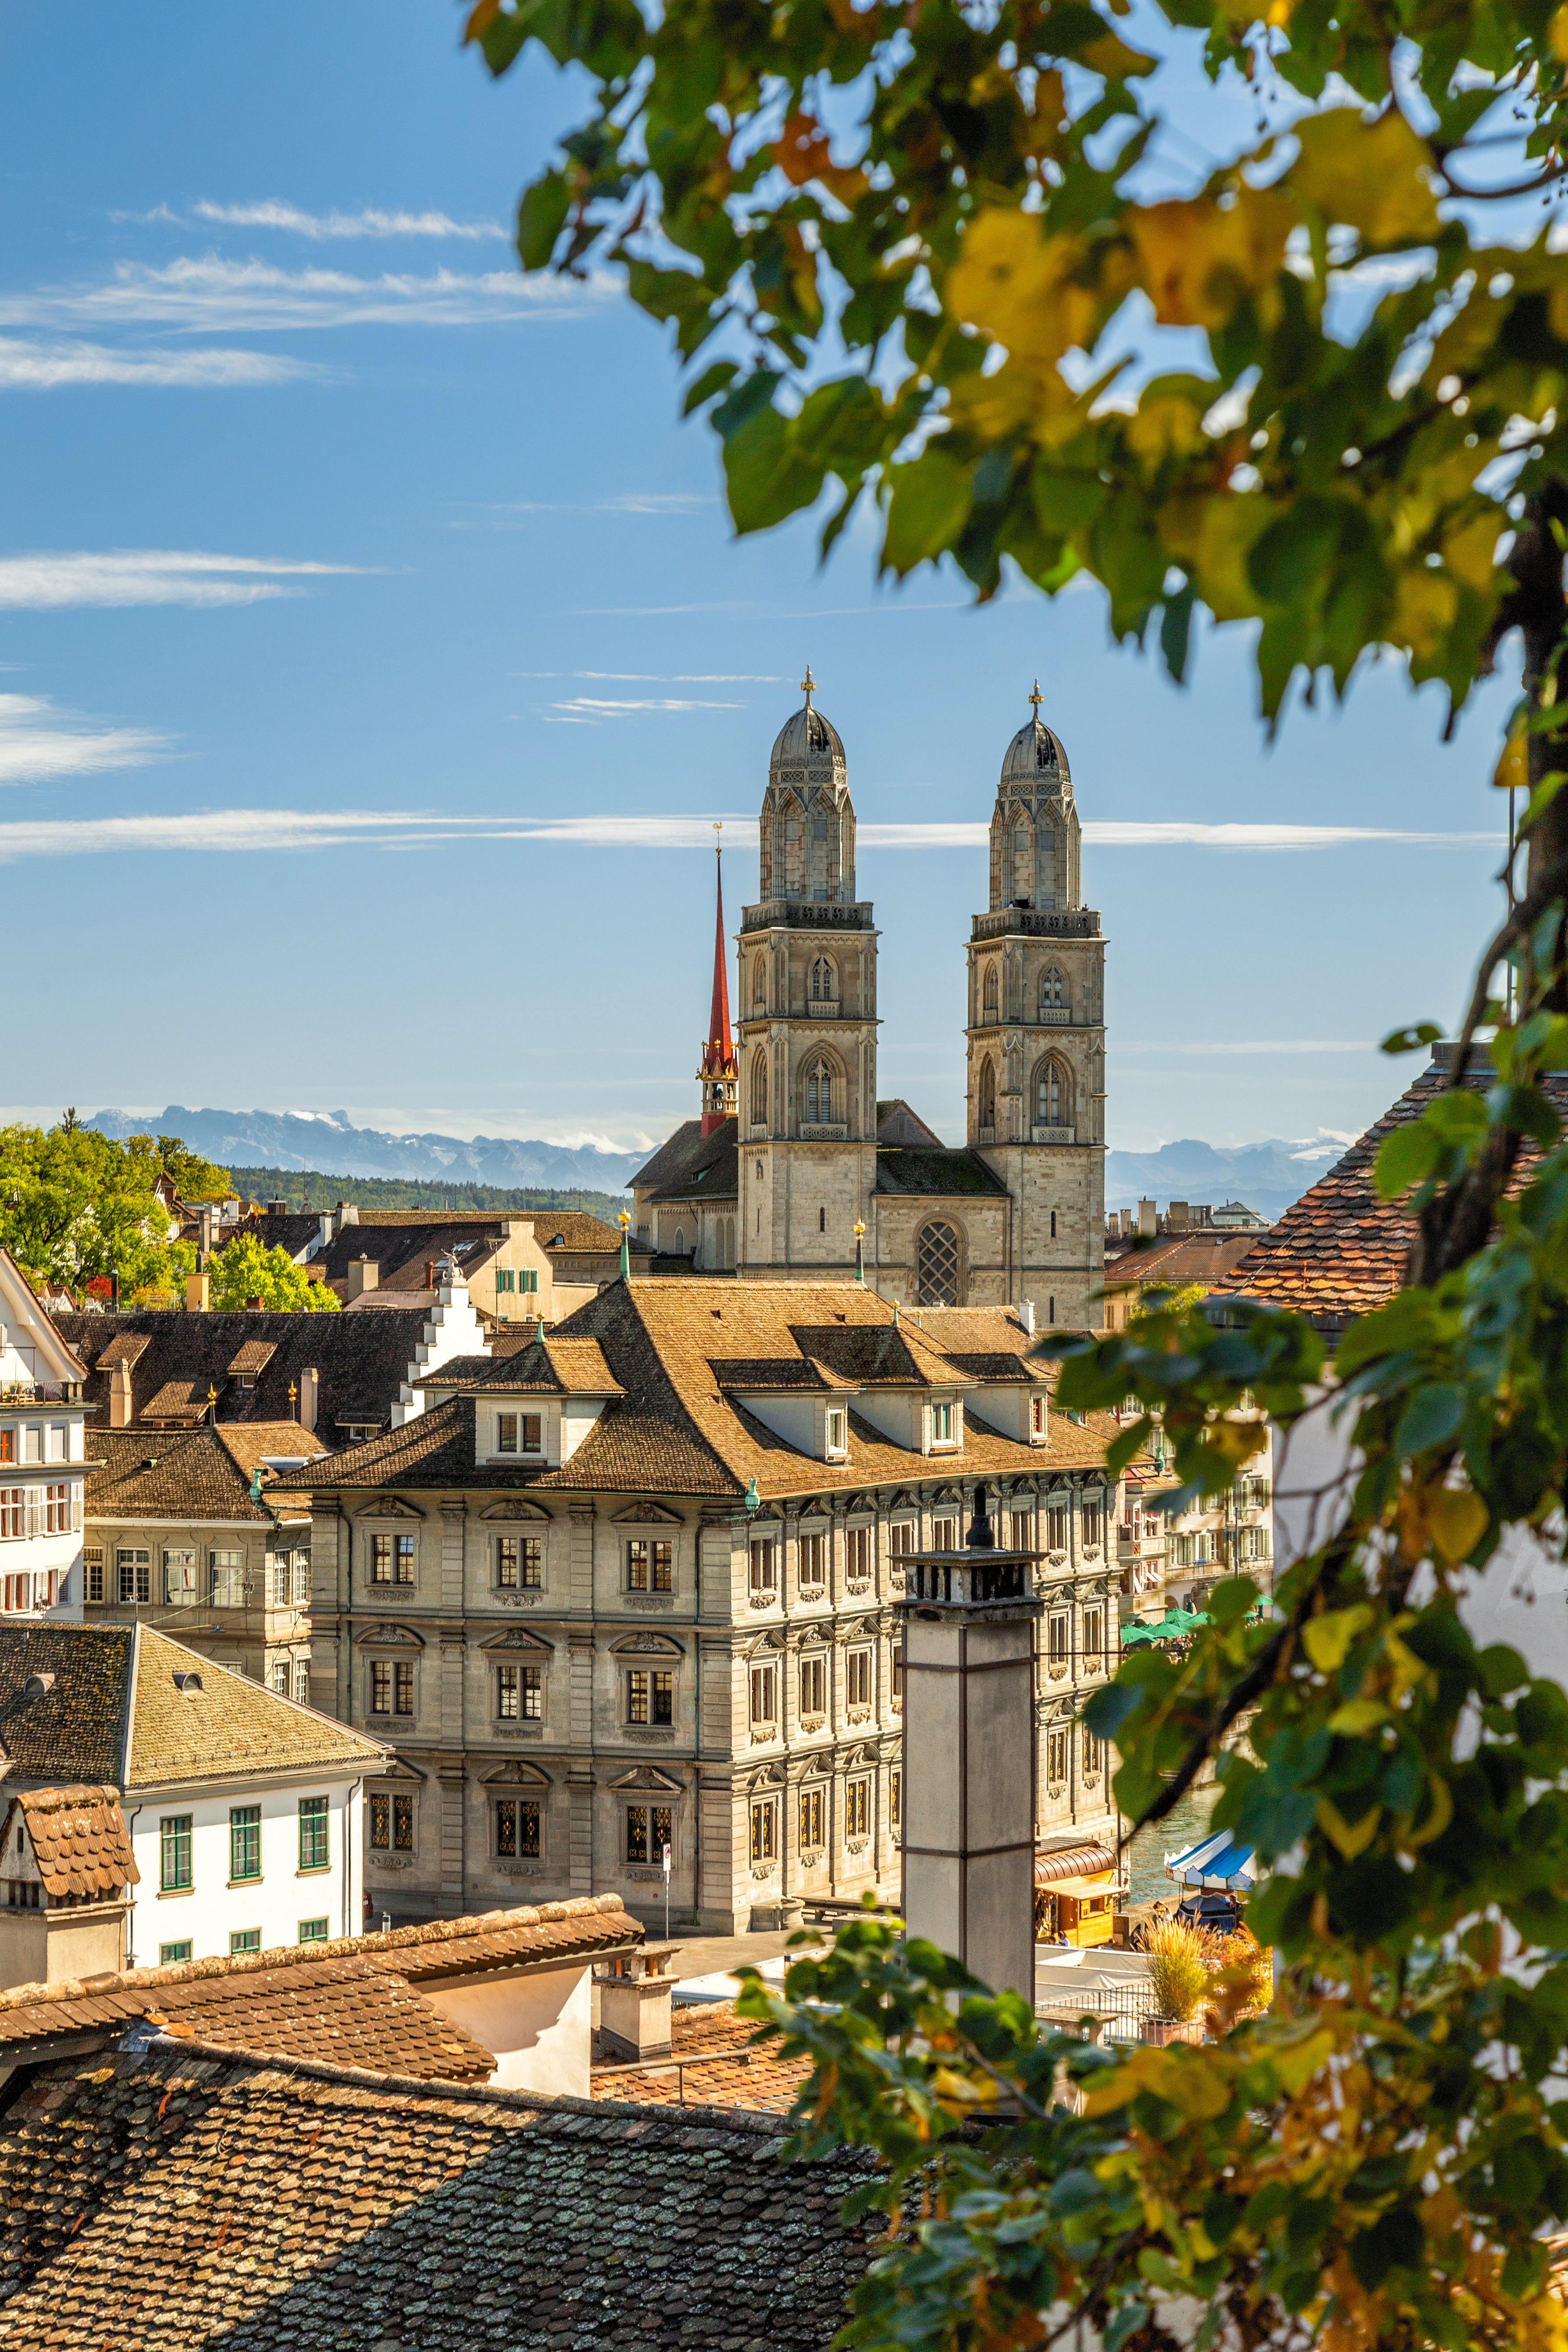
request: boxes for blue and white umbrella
[1164,1829,1256,1891]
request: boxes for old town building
[631,674,1106,1324]
[290,1276,1134,1933]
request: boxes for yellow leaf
[1444,509,1505,594]
[1383,1620,1432,1700]
[1404,1771,1454,1849]
[1552,4,1568,63]
[1326,1697,1390,1736]
[1391,564,1459,662]
[1270,2025,1336,2095]
[1127,189,1293,329]
[1159,489,1277,622]
[1291,106,1441,248]
[1205,1415,1269,1467]
[1426,1484,1488,1563]
[1496,724,1530,793]
[946,211,1097,376]
[1318,1795,1382,1858]
[1302,1605,1373,1673]
[1125,391,1209,461]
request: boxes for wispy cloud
[857,820,1503,850]
[192,200,504,242]
[458,492,714,524]
[0,549,373,609]
[0,695,169,786]
[0,257,604,334]
[543,697,746,721]
[0,338,322,391]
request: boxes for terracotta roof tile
[7,1785,138,1899]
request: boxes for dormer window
[825,1408,847,1457]
[1031,1394,1048,1440]
[497,1413,542,1456]
[931,1401,956,1446]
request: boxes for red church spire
[698,825,739,1135]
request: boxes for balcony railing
[1032,1124,1077,1145]
[741,899,875,932]
[972,908,1101,940]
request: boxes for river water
[1123,1786,1219,1907]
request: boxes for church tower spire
[697,825,739,1135]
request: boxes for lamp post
[853,1220,865,1283]
[617,1208,631,1282]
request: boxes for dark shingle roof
[874,1146,1010,1197]
[1215,1061,1568,1330]
[217,1210,324,1261]
[54,1309,426,1437]
[0,1624,133,1786]
[0,2039,884,2349]
[630,1118,740,1205]
[86,1423,324,1524]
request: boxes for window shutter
[25,1490,41,1540]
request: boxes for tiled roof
[633,1119,740,1207]
[86,1423,324,1525]
[0,2040,884,2350]
[7,1785,138,1899]
[537,1211,633,1253]
[53,1308,430,1437]
[876,1098,946,1147]
[291,1279,1137,1504]
[313,1220,506,1293]
[1103,1231,1263,1290]
[0,1625,133,1787]
[874,1145,1011,1197]
[592,1998,811,2117]
[1214,1062,1568,1328]
[226,1339,277,1375]
[126,1624,386,1788]
[218,1210,325,1261]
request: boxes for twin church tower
[633,673,1106,1323]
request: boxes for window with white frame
[117,1548,150,1604]
[271,1555,290,1605]
[0,1491,23,1542]
[293,1552,311,1604]
[496,1535,543,1590]
[209,1550,244,1607]
[846,1647,873,1709]
[627,1538,672,1592]
[846,1524,871,1579]
[750,1663,778,1726]
[800,1784,825,1849]
[825,1409,847,1457]
[293,1661,310,1706]
[44,1485,70,1534]
[1083,1605,1104,1665]
[799,1651,826,1717]
[749,1800,776,1863]
[1031,1394,1048,1438]
[931,1402,956,1445]
[626,1668,672,1726]
[749,1537,777,1595]
[83,1546,104,1603]
[931,1515,959,1552]
[164,1551,198,1608]
[497,1412,543,1456]
[270,1661,289,1695]
[797,1530,825,1588]
[497,1663,543,1721]
[844,1776,871,1838]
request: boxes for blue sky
[0,2,1514,1158]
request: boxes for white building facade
[0,1247,90,1619]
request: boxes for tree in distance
[458,0,1568,2342]
[206,1234,341,1315]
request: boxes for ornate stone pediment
[607,1764,684,1793]
[358,1622,425,1648]
[370,1756,427,1784]
[746,1762,785,1792]
[742,1627,788,1657]
[479,1499,551,1523]
[608,1500,683,1526]
[479,1626,554,1652]
[480,1759,551,1786]
[354,1498,423,1520]
[608,1630,685,1657]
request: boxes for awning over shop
[1121,1608,1209,1646]
[1034,1843,1116,1886]
[1164,1830,1255,1890]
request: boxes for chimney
[109,1362,132,1430]
[1168,1200,1190,1230]
[896,1484,1042,1997]
[246,1296,265,1313]
[1018,1299,1035,1335]
[345,1257,379,1301]
[1138,1198,1157,1238]
[424,1259,436,1291]
[198,1206,215,1264]
[185,1272,209,1313]
[266,1198,288,1217]
[299,1366,319,1433]
[318,1210,336,1248]
[337,1202,359,1229]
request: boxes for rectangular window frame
[846,1646,873,1709]
[749,1800,776,1864]
[797,1530,826,1589]
[298,1794,330,1873]
[229,1804,261,1884]
[627,1538,673,1593]
[495,1797,541,1859]
[497,1662,543,1722]
[799,1784,824,1849]
[749,1663,777,1727]
[83,1545,104,1604]
[159,1939,192,1965]
[160,1813,192,1893]
[298,1917,329,1943]
[844,1776,871,1838]
[748,1537,777,1595]
[230,1929,262,1956]
[495,1534,543,1590]
[117,1546,150,1604]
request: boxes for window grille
[160,1941,192,1965]
[208,1550,245,1608]
[164,1552,198,1608]
[749,1801,775,1863]
[891,1769,901,1829]
[294,1555,311,1604]
[272,1555,290,1605]
[293,1662,310,1706]
[496,1799,541,1858]
[845,1778,871,1837]
[160,1814,192,1892]
[370,1533,416,1586]
[1031,1395,1049,1437]
[627,1803,672,1865]
[117,1548,150,1604]
[1082,1730,1103,1777]
[230,1929,261,1955]
[805,1060,834,1123]
[1037,1064,1064,1125]
[1046,1728,1069,1783]
[371,1793,416,1851]
[84,1546,105,1604]
[299,1918,329,1943]
[800,1786,824,1847]
[1041,966,1065,1010]
[810,957,834,1001]
[627,1669,672,1725]
[270,1662,289,1695]
[916,1221,960,1307]
[43,1484,69,1534]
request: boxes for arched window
[752,957,767,1010]
[917,1221,961,1307]
[805,1058,834,1124]
[982,964,999,1022]
[1036,1062,1067,1128]
[673,1227,685,1256]
[810,957,834,1003]
[1012,826,1030,899]
[750,1050,768,1125]
[1040,965,1065,1011]
[978,1058,996,1131]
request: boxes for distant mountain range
[84,1107,1346,1227]
[1105,1136,1349,1225]
[86,1107,648,1195]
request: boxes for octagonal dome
[1001,715,1071,790]
[770,700,846,771]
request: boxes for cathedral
[629,674,1107,1324]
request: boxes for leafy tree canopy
[463,0,1568,2344]
[207,1232,341,1314]
[0,1121,224,1296]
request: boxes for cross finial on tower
[801,664,815,708]
[1028,678,1043,719]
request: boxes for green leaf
[722,405,823,536]
[1380,1022,1444,1055]
[1373,1120,1441,1200]
[881,448,973,578]
[516,171,571,270]
[1159,582,1195,683]
[682,360,738,417]
[1393,1382,1466,1455]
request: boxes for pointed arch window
[811,957,835,1003]
[752,957,767,1010]
[1040,965,1066,1012]
[750,1050,769,1126]
[1037,1062,1067,1128]
[978,1058,996,1132]
[805,1058,835,1124]
[981,964,999,1023]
